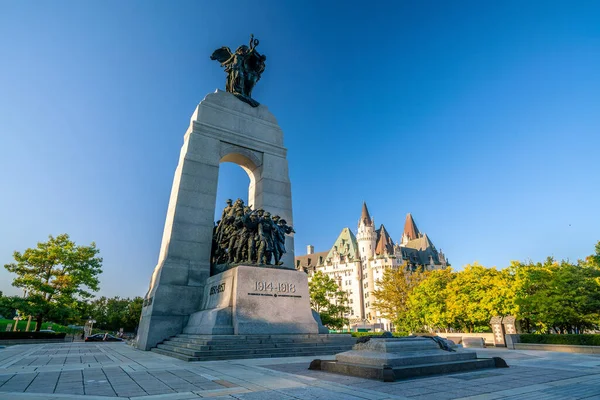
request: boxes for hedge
[349,332,408,338]
[0,331,67,340]
[520,334,600,346]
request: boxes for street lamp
[85,318,96,338]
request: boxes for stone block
[168,219,213,244]
[172,204,215,226]
[505,334,520,349]
[150,284,203,316]
[232,266,318,334]
[193,90,278,124]
[253,178,293,199]
[136,314,187,350]
[180,266,321,336]
[183,308,234,335]
[174,190,217,215]
[253,197,293,217]
[462,337,486,348]
[164,239,212,262]
[260,153,290,180]
[180,158,220,180]
[201,269,235,309]
[446,336,462,345]
[188,263,210,287]
[178,171,219,195]
[191,91,284,146]
[184,134,222,164]
[156,261,189,286]
[318,336,501,381]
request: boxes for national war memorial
[135,36,350,356]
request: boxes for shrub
[520,334,600,346]
[350,332,408,338]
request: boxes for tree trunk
[35,315,43,331]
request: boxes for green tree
[407,268,454,332]
[511,257,600,334]
[0,291,18,319]
[582,241,600,270]
[372,264,428,332]
[4,234,103,330]
[444,263,513,332]
[87,296,144,332]
[308,271,351,330]
[124,297,143,332]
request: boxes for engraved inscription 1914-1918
[254,281,296,293]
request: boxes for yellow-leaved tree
[372,263,428,333]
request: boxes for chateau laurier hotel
[295,203,449,332]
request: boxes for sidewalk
[0,342,599,399]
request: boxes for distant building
[296,203,449,332]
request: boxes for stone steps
[174,334,353,342]
[156,342,352,358]
[151,334,355,362]
[151,344,352,362]
[162,340,353,351]
[163,338,356,350]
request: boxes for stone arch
[219,144,263,208]
[137,90,297,350]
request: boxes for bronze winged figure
[210,35,267,107]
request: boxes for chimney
[307,245,314,255]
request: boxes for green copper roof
[326,227,360,261]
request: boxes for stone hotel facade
[295,203,449,332]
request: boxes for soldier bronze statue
[211,199,294,275]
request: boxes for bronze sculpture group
[210,36,294,271]
[212,199,294,272]
[211,35,267,107]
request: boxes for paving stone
[410,393,463,400]
[231,391,298,400]
[194,382,225,390]
[2,342,600,399]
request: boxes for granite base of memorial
[310,336,508,382]
[183,265,324,335]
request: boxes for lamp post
[85,318,96,338]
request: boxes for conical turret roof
[375,224,394,255]
[360,202,372,226]
[403,213,421,241]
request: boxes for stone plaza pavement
[0,342,599,400]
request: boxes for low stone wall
[514,343,600,354]
[0,339,67,345]
[436,332,495,346]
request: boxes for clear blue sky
[1,1,599,298]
